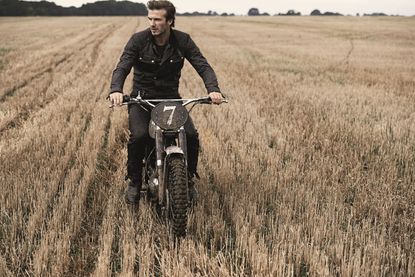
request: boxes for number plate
[151,102,188,130]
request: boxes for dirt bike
[117,93,227,238]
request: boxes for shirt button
[153,77,157,80]
[151,60,155,63]
[170,59,173,63]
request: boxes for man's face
[148,9,172,36]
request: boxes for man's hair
[147,0,176,28]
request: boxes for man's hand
[109,92,123,106]
[208,92,223,105]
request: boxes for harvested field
[0,16,414,276]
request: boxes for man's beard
[151,28,164,36]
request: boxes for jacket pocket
[138,55,159,72]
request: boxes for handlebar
[109,95,228,108]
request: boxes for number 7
[163,105,176,125]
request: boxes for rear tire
[167,156,188,238]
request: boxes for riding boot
[125,177,141,205]
[125,141,144,205]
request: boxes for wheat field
[0,16,414,276]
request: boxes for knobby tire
[167,156,188,238]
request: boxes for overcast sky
[30,0,415,16]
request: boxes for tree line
[0,0,398,16]
[249,8,394,16]
[0,0,147,16]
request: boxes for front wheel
[167,156,188,238]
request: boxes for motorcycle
[116,93,227,238]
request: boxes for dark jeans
[127,104,199,183]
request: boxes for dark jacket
[110,28,220,98]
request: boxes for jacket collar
[145,28,180,65]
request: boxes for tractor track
[0,24,118,138]
[0,70,54,133]
[316,38,355,77]
[1,22,123,276]
[66,114,116,276]
[30,22,123,276]
[202,161,254,276]
[0,23,114,103]
[0,53,72,103]
[62,24,142,274]
[65,59,130,275]
[0,24,108,102]
[4,112,92,276]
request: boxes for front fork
[156,126,188,206]
[155,127,164,205]
[178,126,188,163]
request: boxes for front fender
[165,145,184,157]
[163,145,187,182]
[163,146,186,177]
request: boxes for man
[109,0,223,205]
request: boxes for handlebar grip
[123,95,131,103]
[200,98,213,104]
